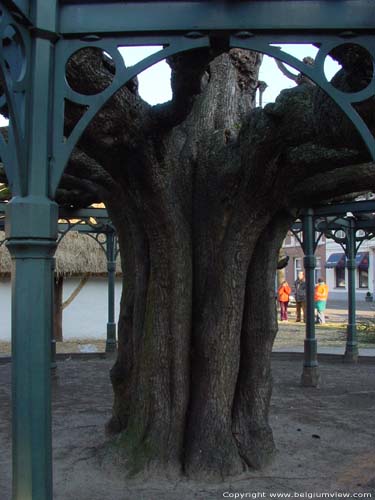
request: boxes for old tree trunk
[51,45,375,478]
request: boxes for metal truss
[57,208,120,354]
[290,201,375,373]
[0,1,374,203]
[0,202,120,356]
[291,200,375,254]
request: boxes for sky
[0,44,340,126]
[119,43,340,106]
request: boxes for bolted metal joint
[209,31,230,51]
[303,255,316,269]
[107,261,116,273]
[346,258,356,270]
[6,238,57,260]
[5,196,58,241]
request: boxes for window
[283,232,294,247]
[358,269,368,289]
[335,267,346,288]
[314,257,321,283]
[294,257,303,280]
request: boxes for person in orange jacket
[278,280,292,321]
[314,278,329,324]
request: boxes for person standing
[314,278,329,324]
[294,271,306,322]
[278,280,292,321]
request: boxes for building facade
[282,231,326,291]
[325,238,372,301]
[282,229,374,302]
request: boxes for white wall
[0,279,11,342]
[325,239,374,301]
[0,276,123,342]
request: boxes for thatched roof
[0,231,122,278]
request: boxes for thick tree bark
[233,213,292,469]
[3,43,371,479]
[101,50,291,478]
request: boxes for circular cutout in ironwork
[96,233,107,244]
[356,229,366,238]
[66,47,116,96]
[324,43,373,94]
[333,229,346,241]
[1,24,26,82]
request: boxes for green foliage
[0,184,11,201]
[356,317,375,344]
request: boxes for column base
[105,323,117,353]
[105,341,117,354]
[343,350,359,363]
[301,366,320,387]
[345,330,358,363]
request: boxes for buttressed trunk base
[60,43,374,480]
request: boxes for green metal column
[6,200,58,500]
[344,218,359,362]
[105,230,117,353]
[5,2,58,498]
[301,209,320,387]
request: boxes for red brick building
[282,231,326,286]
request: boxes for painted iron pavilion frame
[0,203,119,359]
[0,1,374,498]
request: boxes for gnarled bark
[2,42,373,479]
[64,46,373,479]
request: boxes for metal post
[344,218,359,362]
[105,230,117,353]
[301,209,320,387]
[5,2,58,497]
[6,199,58,500]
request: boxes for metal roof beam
[58,207,109,219]
[57,222,111,233]
[312,200,375,216]
[58,0,375,36]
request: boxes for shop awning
[325,252,369,269]
[325,253,345,268]
[356,252,369,270]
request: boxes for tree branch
[151,48,214,128]
[62,275,89,310]
[290,161,375,205]
[56,147,118,208]
[65,48,153,165]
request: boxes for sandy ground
[1,356,375,499]
[1,301,375,498]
